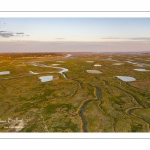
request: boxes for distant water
[59,68,68,73]
[0,71,10,75]
[65,54,72,58]
[126,61,150,67]
[102,58,118,61]
[134,68,150,72]
[112,63,124,65]
[87,70,102,74]
[51,64,61,66]
[94,64,102,66]
[59,68,68,79]
[39,76,53,82]
[116,76,136,82]
[27,61,69,79]
[29,71,39,74]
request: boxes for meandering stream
[0,54,72,80]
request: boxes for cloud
[0,31,29,38]
[0,31,14,38]
[16,32,24,34]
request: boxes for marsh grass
[0,53,150,132]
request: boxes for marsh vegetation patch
[129,81,150,91]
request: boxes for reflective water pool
[116,76,136,82]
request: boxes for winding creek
[95,87,102,101]
[0,54,72,80]
[25,62,69,80]
[78,83,102,132]
[78,99,92,132]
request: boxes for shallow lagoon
[39,76,53,82]
[29,71,39,74]
[51,64,61,66]
[87,70,102,74]
[126,61,150,67]
[112,63,124,65]
[134,68,150,72]
[116,76,136,82]
[94,64,102,66]
[0,71,10,75]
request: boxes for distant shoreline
[0,51,150,54]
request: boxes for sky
[0,18,150,52]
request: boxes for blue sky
[0,18,150,52]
